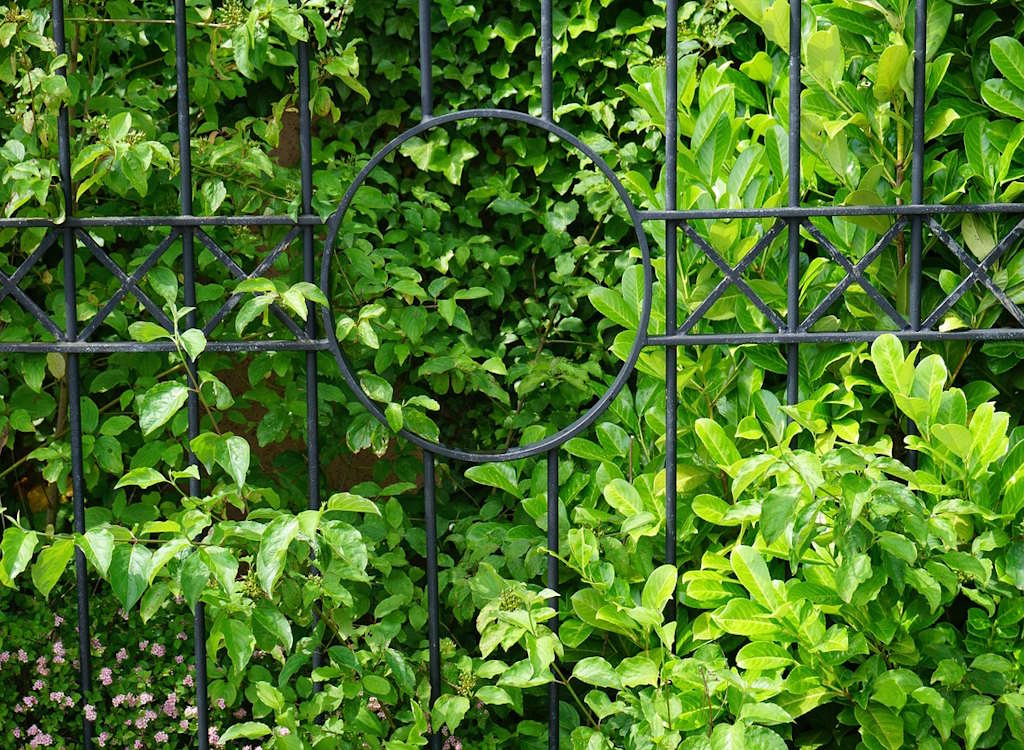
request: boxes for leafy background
[4,0,1024,749]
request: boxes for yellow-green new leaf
[731,545,780,608]
[871,334,914,397]
[604,478,643,516]
[874,43,909,101]
[991,37,1024,93]
[695,418,741,468]
[641,565,678,612]
[807,27,843,88]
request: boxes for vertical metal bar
[423,451,441,750]
[786,0,802,406]
[52,3,92,746]
[541,0,553,121]
[907,0,927,469]
[297,24,324,689]
[664,0,678,626]
[173,2,208,747]
[419,0,433,119]
[546,449,559,750]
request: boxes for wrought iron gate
[4,0,1024,748]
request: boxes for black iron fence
[3,0,1024,748]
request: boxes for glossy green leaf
[871,334,914,397]
[982,79,1024,119]
[695,418,741,467]
[731,545,779,608]
[139,381,189,435]
[641,565,677,612]
[991,37,1024,92]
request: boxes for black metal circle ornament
[321,108,652,463]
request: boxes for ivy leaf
[257,516,300,595]
[30,538,75,597]
[139,382,189,435]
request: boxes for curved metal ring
[320,108,652,463]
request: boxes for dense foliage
[5,1,1024,749]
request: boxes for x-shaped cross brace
[677,219,787,334]
[196,227,307,339]
[77,229,178,341]
[800,219,908,331]
[922,216,1024,329]
[0,232,64,339]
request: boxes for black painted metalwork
[14,0,1023,747]
[664,0,679,628]
[786,0,802,408]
